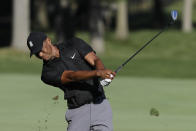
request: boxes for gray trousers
[65,99,113,131]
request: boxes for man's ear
[48,38,53,45]
[46,37,51,43]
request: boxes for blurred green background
[0,0,196,131]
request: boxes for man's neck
[48,45,60,61]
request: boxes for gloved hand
[100,74,114,87]
[100,78,112,86]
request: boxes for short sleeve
[72,37,95,57]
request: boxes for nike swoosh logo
[71,53,76,59]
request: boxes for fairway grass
[1,74,196,131]
[1,30,196,78]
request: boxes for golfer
[27,32,115,131]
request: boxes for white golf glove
[100,78,112,87]
[100,74,114,87]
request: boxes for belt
[67,96,106,109]
[93,96,105,104]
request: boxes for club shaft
[115,26,168,73]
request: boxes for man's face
[36,38,53,60]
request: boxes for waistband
[67,96,106,109]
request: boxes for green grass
[103,30,196,60]
[101,30,196,78]
[1,29,195,78]
[0,48,42,74]
[1,74,196,131]
[0,2,195,131]
[1,0,196,78]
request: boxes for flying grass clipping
[150,108,159,117]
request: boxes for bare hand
[96,69,116,79]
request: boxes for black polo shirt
[41,37,105,109]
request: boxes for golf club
[100,10,178,86]
[114,10,178,73]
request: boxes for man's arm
[85,51,116,79]
[84,51,105,70]
[60,52,115,84]
[61,69,113,84]
[85,52,116,86]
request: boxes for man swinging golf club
[27,10,177,131]
[27,32,115,131]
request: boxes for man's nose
[39,52,43,57]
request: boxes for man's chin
[50,56,56,60]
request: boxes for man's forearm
[95,58,105,70]
[61,69,114,84]
[61,70,99,84]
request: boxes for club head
[171,10,178,21]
